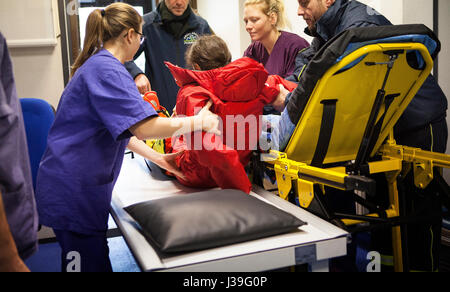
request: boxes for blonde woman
[243,0,308,114]
[35,3,219,272]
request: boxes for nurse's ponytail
[244,0,290,30]
[71,3,142,77]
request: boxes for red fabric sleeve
[260,75,298,103]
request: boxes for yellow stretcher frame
[266,42,450,272]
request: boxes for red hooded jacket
[166,58,297,194]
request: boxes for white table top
[111,153,348,272]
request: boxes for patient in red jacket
[165,35,296,194]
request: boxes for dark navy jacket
[125,10,212,114]
[287,0,448,138]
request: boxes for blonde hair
[244,0,290,29]
[185,35,232,71]
[71,3,143,77]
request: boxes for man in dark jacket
[125,0,212,114]
[286,0,448,272]
[288,0,447,152]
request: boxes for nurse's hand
[272,84,290,112]
[127,137,186,179]
[156,151,186,180]
[196,100,221,136]
[135,74,151,95]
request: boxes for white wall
[197,0,245,61]
[283,0,311,44]
[0,0,65,108]
[402,0,433,28]
[238,0,253,56]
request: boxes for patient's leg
[262,109,296,151]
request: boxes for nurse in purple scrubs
[243,0,309,114]
[34,3,219,272]
[243,0,309,78]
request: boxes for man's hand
[135,74,151,95]
[272,84,290,112]
[0,191,30,272]
[0,256,30,272]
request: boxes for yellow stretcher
[264,28,450,272]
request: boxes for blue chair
[20,98,55,190]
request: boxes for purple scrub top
[35,49,157,235]
[244,31,309,78]
[0,32,38,259]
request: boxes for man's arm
[124,41,151,94]
[0,190,30,272]
[124,39,147,78]
[286,37,322,83]
[124,60,144,80]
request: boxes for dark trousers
[373,118,448,271]
[395,117,448,154]
[54,229,113,272]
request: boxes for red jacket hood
[165,58,269,103]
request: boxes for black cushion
[124,189,307,253]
